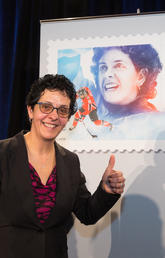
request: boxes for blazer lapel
[45,142,74,227]
[9,132,41,227]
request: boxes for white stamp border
[46,33,165,152]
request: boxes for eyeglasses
[36,102,70,118]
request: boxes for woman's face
[98,49,144,105]
[27,89,70,142]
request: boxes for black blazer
[0,131,120,258]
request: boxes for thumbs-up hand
[102,155,125,194]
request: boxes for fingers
[108,172,125,194]
[109,171,123,179]
[109,179,125,189]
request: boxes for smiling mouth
[104,83,119,91]
[43,122,57,128]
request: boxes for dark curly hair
[91,44,162,99]
[26,74,77,118]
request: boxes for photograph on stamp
[53,39,165,150]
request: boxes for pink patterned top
[29,163,56,224]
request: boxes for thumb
[108,154,115,173]
[102,154,115,181]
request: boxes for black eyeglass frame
[36,102,70,118]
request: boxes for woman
[91,44,162,121]
[0,74,125,258]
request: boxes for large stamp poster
[40,13,165,151]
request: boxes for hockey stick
[82,120,97,138]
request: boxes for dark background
[1,0,165,139]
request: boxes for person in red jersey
[70,86,112,130]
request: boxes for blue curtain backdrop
[0,0,165,139]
